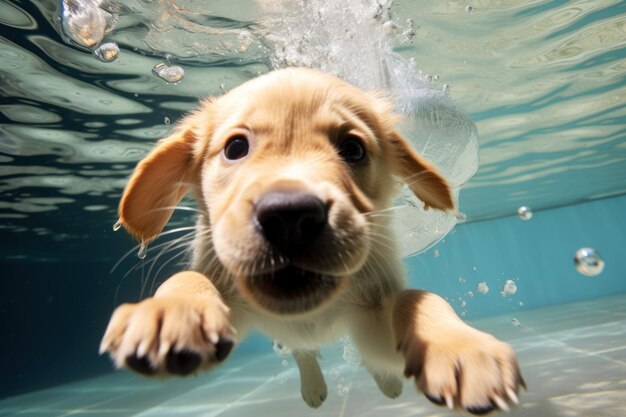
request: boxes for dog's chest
[255,308,349,350]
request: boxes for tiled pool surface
[2,294,625,417]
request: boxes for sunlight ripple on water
[2,0,624,261]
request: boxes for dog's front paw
[400,324,524,414]
[99,295,236,376]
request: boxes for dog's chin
[237,265,345,315]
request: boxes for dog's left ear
[389,131,455,212]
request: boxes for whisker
[110,226,197,274]
[364,205,403,217]
[145,205,204,214]
[144,234,195,297]
[150,249,192,295]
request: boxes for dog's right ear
[118,116,205,245]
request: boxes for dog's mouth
[238,264,343,315]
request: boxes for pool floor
[2,294,625,416]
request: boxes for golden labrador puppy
[101,68,523,414]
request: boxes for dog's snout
[254,191,328,256]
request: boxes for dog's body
[101,68,523,414]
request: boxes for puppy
[100,68,524,413]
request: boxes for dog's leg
[365,363,403,399]
[100,271,237,376]
[293,350,328,408]
[393,290,525,414]
[349,300,405,399]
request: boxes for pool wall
[408,193,626,319]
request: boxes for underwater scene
[1,0,625,416]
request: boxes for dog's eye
[224,136,249,160]
[338,135,366,163]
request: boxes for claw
[493,395,510,412]
[506,387,519,405]
[158,340,171,358]
[99,338,109,355]
[445,393,454,410]
[137,340,150,358]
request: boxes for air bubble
[112,220,122,231]
[272,340,292,357]
[152,63,185,83]
[425,74,433,82]
[477,281,489,294]
[517,206,533,221]
[467,291,474,297]
[62,0,109,48]
[342,335,362,365]
[465,5,473,13]
[433,249,440,257]
[433,74,440,81]
[93,42,119,62]
[443,84,450,93]
[275,371,288,384]
[501,279,517,296]
[382,21,397,35]
[459,276,466,283]
[137,244,147,259]
[328,367,340,380]
[164,117,171,125]
[237,30,255,52]
[281,359,289,367]
[511,318,523,327]
[400,18,417,44]
[574,248,605,276]
[336,383,349,396]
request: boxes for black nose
[254,191,328,257]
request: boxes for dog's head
[118,68,454,315]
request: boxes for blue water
[411,194,626,318]
[1,0,625,415]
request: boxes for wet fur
[101,68,523,413]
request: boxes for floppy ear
[118,122,203,244]
[390,131,455,212]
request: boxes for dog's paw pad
[214,338,235,362]
[424,393,446,406]
[466,404,497,415]
[125,354,156,375]
[166,350,202,376]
